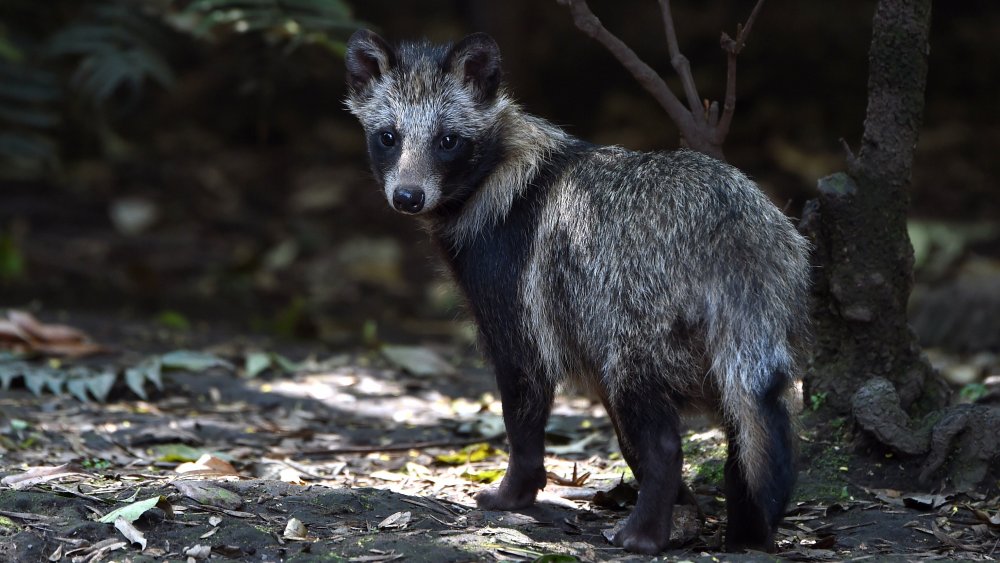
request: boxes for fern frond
[47,6,175,106]
[0,60,60,176]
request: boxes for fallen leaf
[930,521,979,550]
[592,479,638,510]
[125,357,163,400]
[99,496,174,523]
[173,481,243,510]
[546,433,601,456]
[114,517,147,550]
[377,511,411,530]
[0,310,104,357]
[903,493,951,510]
[244,352,272,378]
[435,443,503,465]
[969,506,1000,528]
[176,454,240,476]
[381,345,456,377]
[152,443,210,463]
[279,467,304,484]
[184,544,211,559]
[547,464,591,487]
[348,551,404,562]
[160,350,233,372]
[1,463,81,490]
[7,311,87,343]
[461,468,504,483]
[283,517,308,540]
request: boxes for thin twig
[293,433,506,459]
[657,0,702,118]
[557,0,705,152]
[715,0,766,143]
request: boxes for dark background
[1,0,997,347]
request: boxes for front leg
[476,361,554,510]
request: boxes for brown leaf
[8,310,88,343]
[969,506,1000,528]
[0,311,104,357]
[930,521,979,551]
[0,319,30,342]
[546,463,591,487]
[176,454,240,477]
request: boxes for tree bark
[800,0,949,415]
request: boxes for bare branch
[657,0,702,118]
[715,0,766,144]
[557,0,721,159]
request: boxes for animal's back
[523,147,809,402]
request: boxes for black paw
[613,527,669,555]
[475,486,537,511]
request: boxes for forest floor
[1,311,998,562]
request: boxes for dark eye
[439,134,459,150]
[379,131,396,147]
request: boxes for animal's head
[345,30,507,216]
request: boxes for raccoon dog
[345,30,809,555]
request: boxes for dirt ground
[1,312,998,562]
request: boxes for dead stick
[294,433,506,459]
[657,0,702,118]
[715,0,766,142]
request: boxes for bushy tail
[720,367,796,550]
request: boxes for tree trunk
[800,0,949,415]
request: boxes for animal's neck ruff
[438,104,570,249]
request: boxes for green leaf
[42,371,65,395]
[382,345,456,377]
[47,12,175,107]
[0,361,26,390]
[24,368,49,397]
[151,443,206,463]
[461,468,504,483]
[244,351,271,378]
[66,378,90,402]
[270,353,300,373]
[98,496,173,524]
[125,357,162,399]
[85,370,116,402]
[156,310,190,330]
[160,350,233,372]
[173,481,243,510]
[435,443,504,466]
[0,234,24,280]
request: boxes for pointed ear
[444,33,502,102]
[345,29,396,92]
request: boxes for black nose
[392,187,425,213]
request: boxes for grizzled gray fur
[345,29,810,555]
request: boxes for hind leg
[724,377,795,552]
[476,360,554,510]
[605,382,683,555]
